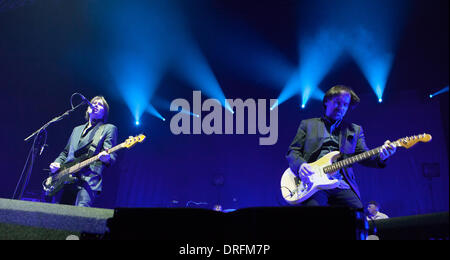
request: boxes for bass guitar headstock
[123,134,146,149]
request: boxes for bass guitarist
[45,96,118,207]
[286,85,396,208]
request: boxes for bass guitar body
[43,156,87,197]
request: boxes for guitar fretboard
[323,139,407,173]
[322,133,429,173]
[56,142,125,178]
[322,145,387,174]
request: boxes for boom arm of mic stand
[24,102,85,142]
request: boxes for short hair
[85,96,110,122]
[368,200,380,208]
[323,85,360,109]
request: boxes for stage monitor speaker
[105,206,367,240]
[368,211,449,240]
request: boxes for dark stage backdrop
[0,0,448,218]
[106,90,450,217]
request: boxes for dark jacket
[286,117,386,199]
[54,122,118,191]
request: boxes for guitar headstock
[396,133,432,149]
[123,134,146,148]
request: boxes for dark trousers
[301,188,363,209]
[57,182,98,207]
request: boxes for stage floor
[0,198,113,239]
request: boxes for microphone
[79,94,95,110]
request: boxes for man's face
[324,92,351,121]
[367,204,378,215]
[88,99,106,121]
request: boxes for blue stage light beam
[430,86,449,98]
[152,97,200,118]
[145,103,166,122]
[116,0,235,115]
[301,85,325,109]
[109,53,163,125]
[273,29,344,110]
[295,0,410,105]
[97,1,182,125]
[348,33,394,103]
[196,12,296,90]
[174,39,234,114]
[329,0,410,103]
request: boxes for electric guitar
[43,134,146,197]
[280,133,432,204]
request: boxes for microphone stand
[13,96,87,201]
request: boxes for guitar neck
[59,142,125,176]
[323,140,401,174]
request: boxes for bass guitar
[280,133,432,204]
[43,134,146,196]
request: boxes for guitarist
[286,85,396,208]
[45,96,118,207]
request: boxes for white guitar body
[280,151,341,205]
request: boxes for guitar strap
[88,124,107,156]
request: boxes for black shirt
[317,116,351,189]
